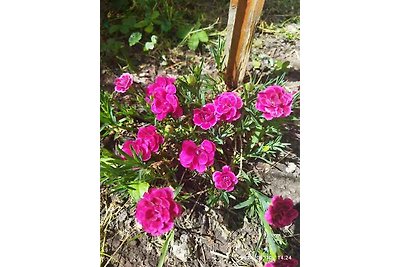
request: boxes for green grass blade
[157,230,174,267]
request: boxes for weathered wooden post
[224,0,266,89]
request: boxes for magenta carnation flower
[137,125,164,153]
[256,85,293,120]
[122,138,152,161]
[146,76,183,121]
[214,91,243,122]
[114,73,133,93]
[121,125,163,161]
[264,195,299,228]
[212,165,238,192]
[179,140,216,173]
[193,103,218,130]
[264,258,299,267]
[135,187,182,236]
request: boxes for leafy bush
[101,0,216,59]
[100,38,299,266]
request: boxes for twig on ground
[210,250,229,259]
[104,234,130,267]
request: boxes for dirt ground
[100,18,300,266]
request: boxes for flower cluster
[114,73,133,93]
[121,125,164,161]
[135,187,182,236]
[264,258,299,267]
[113,73,298,240]
[212,165,238,192]
[264,195,299,228]
[179,140,216,173]
[146,76,183,121]
[192,91,243,130]
[256,85,293,120]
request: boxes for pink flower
[179,140,216,173]
[256,85,293,120]
[137,125,164,152]
[212,165,238,192]
[121,138,152,161]
[146,76,183,121]
[121,125,164,161]
[135,187,182,236]
[264,258,299,267]
[193,103,218,130]
[114,73,133,93]
[146,76,176,96]
[214,91,243,122]
[264,195,298,228]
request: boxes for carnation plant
[100,43,300,266]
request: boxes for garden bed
[101,1,300,266]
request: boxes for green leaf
[122,15,136,28]
[173,185,183,199]
[157,230,174,267]
[187,34,199,51]
[233,195,255,209]
[257,205,278,260]
[177,24,192,39]
[128,181,149,202]
[128,32,142,46]
[221,191,229,205]
[151,10,160,20]
[144,23,154,33]
[134,19,150,28]
[144,35,157,51]
[197,30,208,42]
[144,42,154,51]
[252,189,271,211]
[266,229,278,260]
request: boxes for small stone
[285,162,296,173]
[172,236,189,262]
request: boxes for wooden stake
[224,0,266,89]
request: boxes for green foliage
[178,19,218,51]
[208,36,226,72]
[101,0,218,59]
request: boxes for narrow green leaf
[233,195,255,209]
[173,185,183,199]
[257,205,279,261]
[157,230,174,267]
